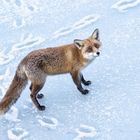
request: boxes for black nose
[97,52,100,56]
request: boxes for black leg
[30,83,45,111]
[30,83,44,99]
[30,83,33,91]
[70,71,89,95]
[81,74,91,86]
[37,93,44,99]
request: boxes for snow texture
[0,0,140,140]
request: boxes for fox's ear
[91,28,99,40]
[74,39,84,49]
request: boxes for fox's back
[20,44,83,75]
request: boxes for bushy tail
[0,69,28,115]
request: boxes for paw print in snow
[37,116,58,129]
[7,127,29,140]
[74,124,97,140]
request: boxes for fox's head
[74,29,101,61]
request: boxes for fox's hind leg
[30,82,45,111]
[30,83,44,99]
[80,74,91,86]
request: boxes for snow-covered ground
[0,0,140,139]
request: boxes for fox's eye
[94,43,99,49]
[86,47,93,52]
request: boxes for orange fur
[0,29,101,114]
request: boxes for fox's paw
[37,93,44,99]
[84,80,92,86]
[39,105,46,111]
[82,89,89,95]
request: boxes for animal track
[53,14,100,39]
[0,68,10,81]
[111,0,140,12]
[37,116,58,129]
[0,49,14,66]
[74,124,97,140]
[27,5,35,11]
[7,127,29,140]
[0,68,11,96]
[0,33,45,71]
[15,0,22,7]
[13,17,25,28]
[12,33,45,51]
[73,15,100,29]
[5,106,20,122]
[2,0,38,28]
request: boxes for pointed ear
[91,28,99,40]
[74,39,84,49]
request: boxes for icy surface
[0,0,140,140]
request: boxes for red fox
[0,29,101,114]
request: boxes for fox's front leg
[80,74,91,86]
[70,71,89,95]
